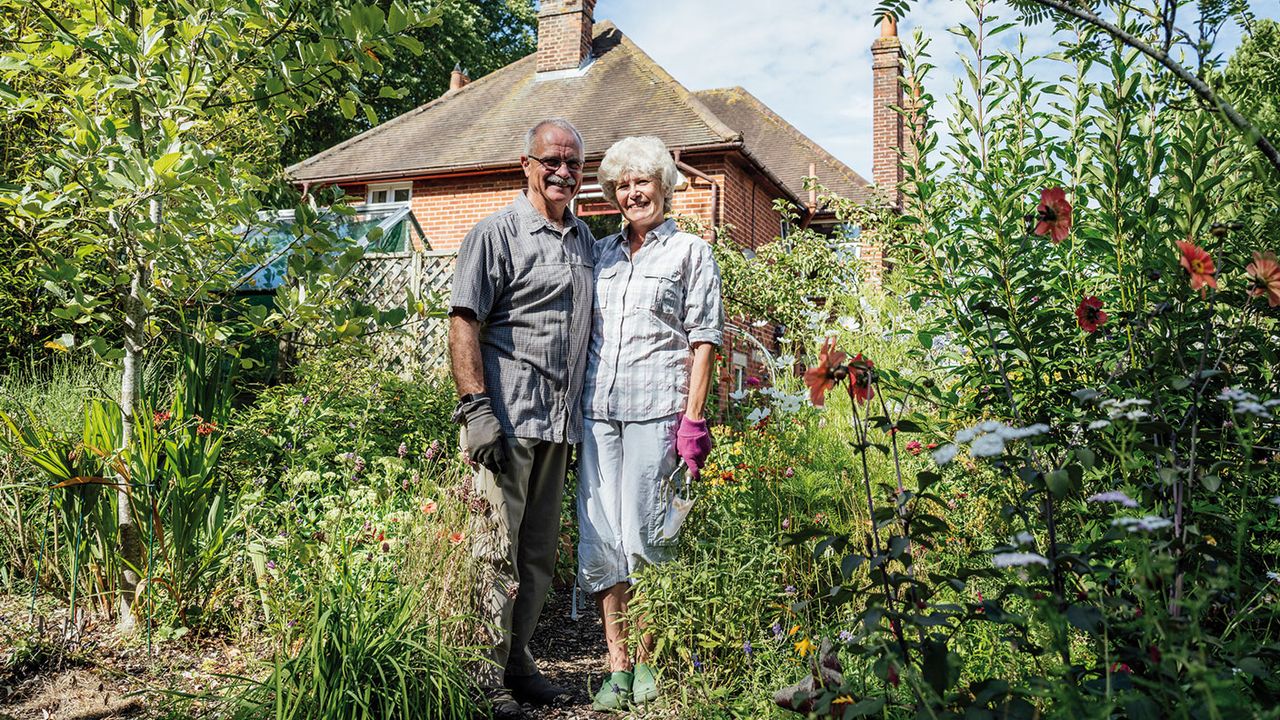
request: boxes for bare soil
[1,590,675,720]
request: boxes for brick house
[287,0,909,396]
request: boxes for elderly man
[448,118,593,719]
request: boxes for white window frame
[731,351,749,393]
[366,181,413,206]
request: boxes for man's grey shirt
[449,192,595,444]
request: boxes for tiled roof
[288,22,740,183]
[288,22,873,211]
[694,87,874,207]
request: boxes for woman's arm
[684,342,716,420]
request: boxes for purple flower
[838,630,854,643]
[427,439,442,459]
[781,517,791,530]
[743,640,753,656]
[691,652,702,671]
[784,467,795,478]
[398,442,408,459]
[267,560,277,570]
[300,395,311,405]
[771,622,783,638]
[353,456,366,474]
[785,585,796,595]
[746,376,762,388]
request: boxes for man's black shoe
[481,688,527,720]
[505,672,573,707]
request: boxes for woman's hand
[676,415,713,477]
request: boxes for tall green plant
[0,0,438,630]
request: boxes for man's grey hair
[597,136,679,214]
[523,118,585,157]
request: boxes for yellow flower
[833,695,854,705]
[44,340,70,353]
[794,637,816,656]
[788,624,800,636]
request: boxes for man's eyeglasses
[527,155,584,172]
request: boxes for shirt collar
[514,190,579,234]
[616,218,677,247]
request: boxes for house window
[367,182,412,206]
[731,351,748,393]
[573,182,623,239]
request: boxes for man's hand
[675,415,713,478]
[457,397,509,475]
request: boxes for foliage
[221,344,457,487]
[223,553,476,720]
[0,0,438,627]
[280,0,536,167]
[767,3,1280,717]
[0,336,245,630]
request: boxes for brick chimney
[449,63,470,91]
[537,0,596,74]
[871,15,904,210]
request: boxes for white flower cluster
[837,316,861,332]
[1267,571,1280,584]
[1112,515,1173,532]
[1217,387,1280,419]
[1086,398,1154,429]
[1012,531,1035,546]
[993,552,1049,568]
[1086,490,1139,508]
[761,386,806,414]
[933,420,1050,464]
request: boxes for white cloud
[595,0,1278,179]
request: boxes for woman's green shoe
[632,662,659,704]
[592,670,633,711]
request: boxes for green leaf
[1065,605,1102,634]
[339,96,357,119]
[1200,474,1221,492]
[153,151,182,175]
[921,638,953,695]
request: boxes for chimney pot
[450,63,470,91]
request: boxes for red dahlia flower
[1177,240,1217,296]
[1033,187,1073,243]
[1246,250,1280,307]
[803,338,847,407]
[848,354,875,405]
[1075,296,1107,333]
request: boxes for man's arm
[449,311,486,397]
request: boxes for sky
[593,0,1280,179]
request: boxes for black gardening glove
[455,396,509,475]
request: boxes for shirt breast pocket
[645,269,682,318]
[595,266,619,311]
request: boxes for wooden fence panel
[347,250,456,377]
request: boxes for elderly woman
[578,136,723,710]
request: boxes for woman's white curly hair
[597,136,679,214]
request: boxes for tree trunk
[115,200,157,632]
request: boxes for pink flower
[1075,296,1107,333]
[1177,240,1217,296]
[1033,188,1073,243]
[1246,250,1280,307]
[906,440,922,456]
[803,338,847,407]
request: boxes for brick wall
[536,0,596,73]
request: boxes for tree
[280,0,536,167]
[0,0,436,630]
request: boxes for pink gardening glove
[676,415,713,478]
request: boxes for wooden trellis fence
[347,250,456,376]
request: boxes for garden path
[528,587,673,719]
